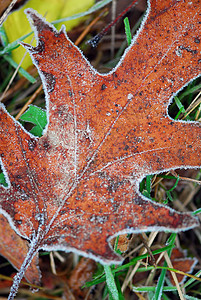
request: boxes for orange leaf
[67,257,96,297]
[0,214,40,285]
[168,248,198,285]
[0,0,200,297]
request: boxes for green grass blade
[174,96,191,120]
[153,233,176,300]
[132,286,178,292]
[161,293,171,300]
[124,17,132,46]
[104,265,119,300]
[179,83,201,100]
[0,26,8,46]
[84,245,174,288]
[146,175,152,195]
[115,12,146,58]
[166,176,179,192]
[115,276,125,300]
[185,296,201,300]
[133,285,199,300]
[0,31,33,55]
[192,208,201,215]
[184,270,201,288]
[52,0,112,24]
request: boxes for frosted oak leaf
[0,0,201,298]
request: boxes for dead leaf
[111,234,130,253]
[0,0,200,297]
[167,248,198,285]
[67,257,96,298]
[0,214,40,285]
[133,247,198,286]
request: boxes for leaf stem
[8,231,41,300]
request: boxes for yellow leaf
[3,0,94,69]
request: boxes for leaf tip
[24,8,57,36]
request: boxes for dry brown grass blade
[121,232,158,293]
[75,8,108,46]
[156,266,201,283]
[0,66,37,102]
[15,288,62,300]
[0,274,43,290]
[183,91,201,119]
[0,0,18,25]
[164,252,185,300]
[171,170,201,185]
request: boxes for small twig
[121,232,158,293]
[74,8,107,46]
[0,66,37,102]
[164,252,185,300]
[140,233,156,266]
[111,0,117,58]
[87,0,138,47]
[144,249,166,286]
[0,0,18,25]
[151,171,171,188]
[53,251,65,263]
[171,170,201,185]
[0,33,36,103]
[0,50,29,103]
[182,91,201,119]
[49,252,57,275]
